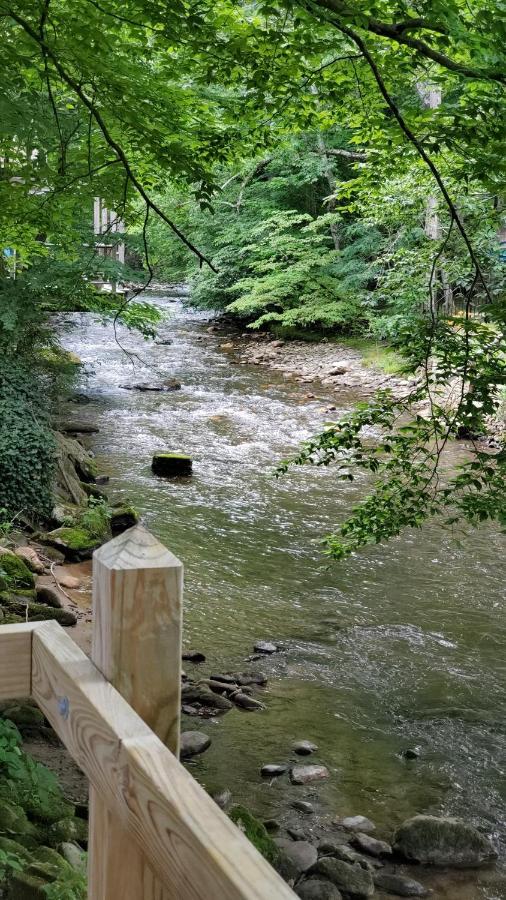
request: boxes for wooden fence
[0,525,295,899]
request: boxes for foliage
[78,498,111,540]
[0,358,56,520]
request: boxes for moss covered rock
[6,871,50,899]
[0,551,35,590]
[48,817,87,848]
[394,815,498,868]
[110,505,139,536]
[152,452,193,477]
[39,527,100,562]
[1,705,45,729]
[229,806,279,865]
[0,835,32,864]
[0,595,77,626]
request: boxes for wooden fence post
[87,524,183,899]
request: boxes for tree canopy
[0,0,504,548]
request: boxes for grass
[337,337,405,374]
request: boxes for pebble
[291,765,329,785]
[180,731,211,759]
[253,640,278,654]
[293,740,318,756]
[261,764,288,777]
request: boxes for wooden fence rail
[0,526,295,899]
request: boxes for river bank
[1,292,505,898]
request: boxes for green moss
[0,835,32,864]
[0,595,76,626]
[0,552,35,589]
[46,527,97,551]
[6,871,49,899]
[154,453,192,460]
[229,806,279,865]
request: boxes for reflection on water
[60,296,506,898]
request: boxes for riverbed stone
[14,547,45,574]
[152,452,193,477]
[180,731,211,759]
[296,881,343,900]
[393,815,497,867]
[291,764,329,785]
[110,505,139,536]
[253,640,278,654]
[336,816,376,834]
[235,671,268,685]
[40,527,100,562]
[181,685,233,710]
[373,871,431,897]
[277,841,318,878]
[293,740,318,756]
[35,583,64,608]
[352,832,392,858]
[309,858,374,899]
[402,748,421,760]
[292,800,315,814]
[0,549,35,589]
[232,692,264,710]
[182,650,206,663]
[261,764,287,777]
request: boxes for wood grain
[89,525,183,899]
[31,620,296,899]
[0,623,37,700]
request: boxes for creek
[60,291,506,898]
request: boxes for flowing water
[60,292,506,898]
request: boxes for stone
[2,704,45,729]
[162,378,182,391]
[110,505,139,536]
[253,640,278,654]
[235,671,268,685]
[336,816,376,834]
[352,832,392,858]
[35,584,63,608]
[296,881,343,900]
[155,338,173,345]
[373,872,431,897]
[181,685,233,711]
[220,342,235,350]
[14,547,45,574]
[232,692,264,710]
[59,842,87,873]
[121,382,173,392]
[393,815,497,868]
[263,819,281,833]
[309,858,375,899]
[210,673,237,684]
[40,527,100,562]
[287,827,308,841]
[293,740,318,756]
[327,366,347,376]
[291,765,329,785]
[48,817,88,847]
[261,764,287,777]
[229,806,279,866]
[152,452,193,477]
[292,800,314,814]
[212,789,232,810]
[0,549,35,589]
[182,650,206,663]
[403,748,420,759]
[54,572,81,590]
[278,841,318,877]
[180,731,211,759]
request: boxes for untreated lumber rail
[0,526,295,899]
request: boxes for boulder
[61,423,99,434]
[373,871,431,897]
[293,740,318,756]
[309,858,374,899]
[40,527,100,562]
[296,881,343,900]
[393,815,497,868]
[180,731,211,759]
[152,452,193,477]
[235,671,267,685]
[162,378,182,390]
[155,338,173,345]
[48,817,88,847]
[14,547,45,574]
[292,800,314,814]
[35,584,64,609]
[291,765,329,785]
[53,571,81,590]
[181,685,232,711]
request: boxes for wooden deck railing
[0,526,295,899]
